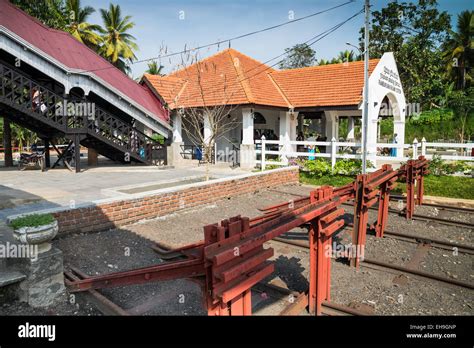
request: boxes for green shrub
[429,155,473,175]
[301,158,374,177]
[10,214,55,229]
[304,158,332,177]
[333,159,374,175]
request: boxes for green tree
[360,0,451,107]
[448,88,474,142]
[146,60,165,76]
[279,43,316,69]
[337,50,356,63]
[10,0,67,29]
[442,10,474,90]
[319,50,360,66]
[64,0,102,49]
[99,3,138,73]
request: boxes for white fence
[255,137,474,170]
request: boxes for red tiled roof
[143,48,380,110]
[143,49,288,109]
[270,59,379,107]
[0,0,169,123]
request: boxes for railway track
[268,189,474,230]
[254,283,369,316]
[269,237,474,291]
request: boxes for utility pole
[362,0,370,174]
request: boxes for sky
[82,0,473,78]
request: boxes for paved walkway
[0,162,248,220]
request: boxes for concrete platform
[0,161,248,220]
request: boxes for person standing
[391,133,399,157]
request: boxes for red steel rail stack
[64,157,430,316]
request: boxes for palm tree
[442,11,473,90]
[65,0,102,49]
[99,3,138,73]
[146,60,165,75]
[337,50,355,64]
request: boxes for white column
[394,120,405,158]
[279,111,291,162]
[324,111,338,153]
[290,111,299,152]
[366,118,378,166]
[172,113,183,143]
[347,116,355,140]
[240,108,256,170]
[241,108,254,145]
[168,112,184,166]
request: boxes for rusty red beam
[67,258,205,292]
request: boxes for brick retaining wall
[50,167,299,235]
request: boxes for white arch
[364,52,406,162]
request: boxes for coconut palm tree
[98,3,138,73]
[146,60,165,76]
[65,0,102,49]
[442,10,474,90]
[337,50,356,64]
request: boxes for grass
[393,175,474,200]
[10,213,55,229]
[300,173,474,200]
[299,172,355,187]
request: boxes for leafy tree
[64,0,102,49]
[360,0,451,107]
[10,0,67,30]
[279,43,316,69]
[146,60,165,76]
[98,3,138,73]
[447,87,474,142]
[442,10,474,90]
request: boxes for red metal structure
[65,156,430,316]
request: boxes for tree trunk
[3,117,13,167]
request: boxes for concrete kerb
[100,174,212,198]
[6,166,300,225]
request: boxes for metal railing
[0,61,165,165]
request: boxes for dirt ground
[1,183,473,316]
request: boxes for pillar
[87,147,98,166]
[393,120,405,158]
[279,111,290,162]
[347,117,355,140]
[74,134,81,173]
[168,112,184,166]
[324,111,338,153]
[289,111,299,152]
[240,108,255,170]
[43,138,51,168]
[3,117,13,167]
[173,113,183,143]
